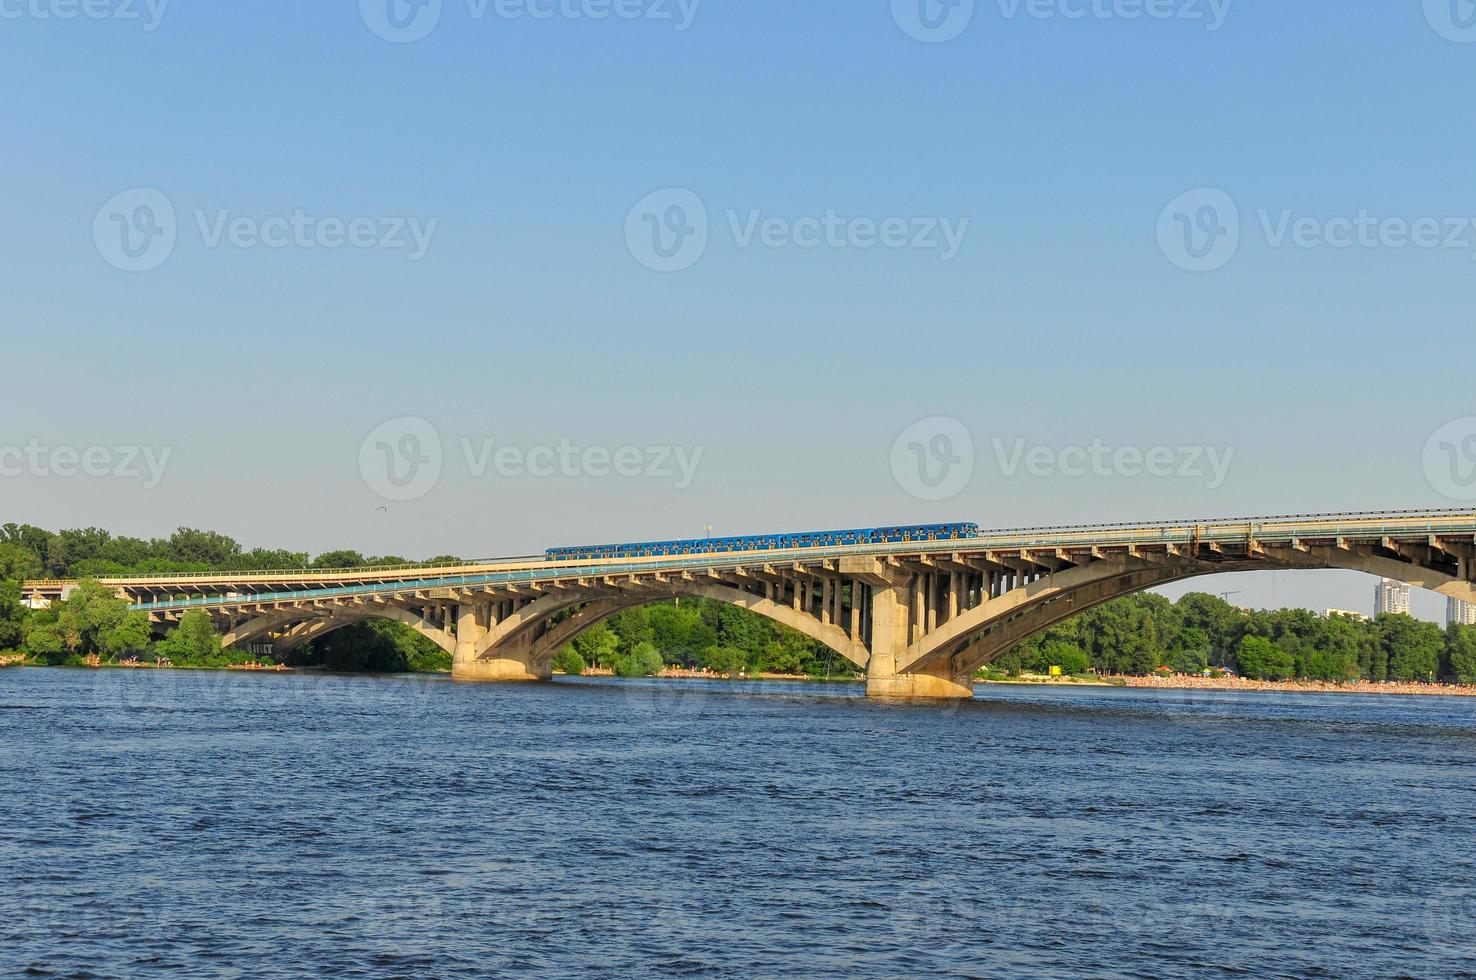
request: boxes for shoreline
[6,657,1476,698]
[1112,673,1476,698]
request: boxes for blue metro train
[545,522,981,562]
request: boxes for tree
[1448,625,1476,685]
[312,550,366,570]
[1038,641,1090,675]
[706,645,749,676]
[1379,614,1443,682]
[552,647,587,676]
[56,581,134,657]
[101,611,153,658]
[613,640,663,678]
[1235,635,1293,681]
[0,579,27,650]
[157,609,223,664]
[572,623,620,669]
[0,543,42,582]
[167,528,241,566]
[24,619,66,662]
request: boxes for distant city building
[1449,598,1476,628]
[1324,609,1368,622]
[1376,579,1411,617]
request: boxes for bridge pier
[862,575,972,700]
[451,604,551,683]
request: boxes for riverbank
[1114,673,1476,698]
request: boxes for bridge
[24,510,1476,698]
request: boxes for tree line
[1002,591,1476,684]
[0,522,458,581]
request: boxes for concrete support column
[452,602,551,684]
[849,581,862,640]
[865,578,972,700]
[821,578,832,625]
[910,579,924,644]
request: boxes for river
[2,669,1473,978]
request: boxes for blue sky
[3,1,1475,620]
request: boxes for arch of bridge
[472,581,867,669]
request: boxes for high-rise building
[1376,578,1411,617]
[1449,597,1476,628]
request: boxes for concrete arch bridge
[24,511,1476,699]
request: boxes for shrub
[553,647,587,676]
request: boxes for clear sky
[3,1,1475,622]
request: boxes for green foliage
[612,640,664,678]
[1449,625,1476,685]
[552,647,587,676]
[1378,614,1444,682]
[57,581,135,656]
[1022,641,1089,675]
[1235,635,1294,680]
[704,646,749,676]
[24,618,66,662]
[572,622,620,669]
[156,609,223,664]
[294,619,451,673]
[0,579,26,651]
[0,543,42,582]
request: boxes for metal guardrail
[123,511,1476,613]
